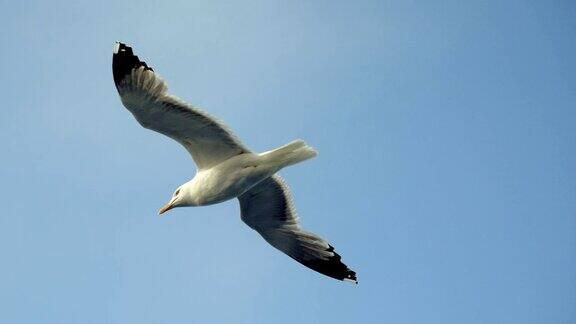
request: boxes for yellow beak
[158,202,175,215]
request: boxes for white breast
[188,153,275,206]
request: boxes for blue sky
[1,1,575,323]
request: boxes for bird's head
[158,184,194,215]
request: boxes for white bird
[112,42,357,283]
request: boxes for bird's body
[186,153,267,206]
[112,42,357,283]
[181,141,316,206]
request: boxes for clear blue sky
[1,1,574,323]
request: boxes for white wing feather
[113,43,249,170]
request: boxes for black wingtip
[112,41,154,89]
[326,245,358,284]
[343,269,358,284]
[294,244,358,284]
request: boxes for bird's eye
[174,189,180,196]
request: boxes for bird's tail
[260,140,318,170]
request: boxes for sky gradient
[1,1,575,323]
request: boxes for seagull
[112,42,357,283]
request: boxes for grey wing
[239,175,357,283]
[112,42,249,170]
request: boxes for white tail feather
[261,140,318,169]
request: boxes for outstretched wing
[112,42,249,170]
[239,175,357,283]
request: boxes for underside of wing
[112,42,249,170]
[239,175,358,283]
